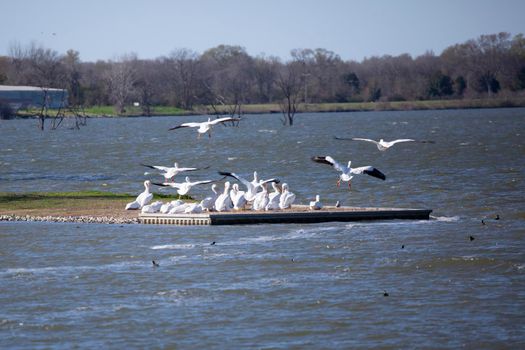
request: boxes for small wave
[431,215,460,222]
[227,157,238,161]
[2,260,144,277]
[150,243,196,250]
[258,129,277,133]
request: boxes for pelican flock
[125,114,432,214]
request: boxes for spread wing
[389,139,416,145]
[350,138,380,145]
[311,156,345,173]
[169,122,202,130]
[190,179,214,186]
[260,178,280,185]
[209,117,242,125]
[141,163,170,172]
[351,166,386,180]
[218,171,250,187]
[151,182,182,189]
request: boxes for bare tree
[276,61,302,126]
[104,54,137,114]
[200,45,255,118]
[166,48,200,110]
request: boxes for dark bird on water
[482,214,500,225]
[401,245,405,249]
[152,260,160,267]
[210,241,216,246]
[469,236,475,241]
[383,290,389,297]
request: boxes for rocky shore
[0,214,139,225]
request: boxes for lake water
[1,109,524,348]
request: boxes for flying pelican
[311,156,386,188]
[125,180,153,210]
[309,195,323,210]
[218,171,279,202]
[141,162,207,182]
[334,136,434,151]
[169,117,241,138]
[152,176,214,195]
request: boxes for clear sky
[1,0,524,62]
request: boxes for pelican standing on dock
[265,182,281,211]
[309,195,323,210]
[252,182,270,210]
[125,180,153,210]
[279,183,296,209]
[215,181,233,212]
[200,184,219,211]
[230,183,247,210]
[311,156,386,188]
[169,117,241,138]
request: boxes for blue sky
[1,0,524,62]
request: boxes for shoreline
[10,97,525,119]
[0,214,139,225]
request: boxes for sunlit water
[1,109,524,348]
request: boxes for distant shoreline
[10,97,525,119]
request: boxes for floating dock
[138,205,432,225]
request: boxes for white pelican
[141,162,207,182]
[265,182,281,211]
[169,117,241,138]
[200,184,218,211]
[169,202,190,214]
[215,181,233,212]
[309,195,323,210]
[252,183,269,211]
[334,136,434,151]
[141,201,163,213]
[184,203,203,213]
[230,183,247,210]
[125,180,153,210]
[311,156,386,188]
[152,176,214,195]
[218,171,279,201]
[279,183,296,209]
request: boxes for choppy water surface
[1,109,524,348]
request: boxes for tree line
[0,32,524,124]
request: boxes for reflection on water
[1,109,525,348]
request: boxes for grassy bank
[0,191,190,218]
[13,97,525,118]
